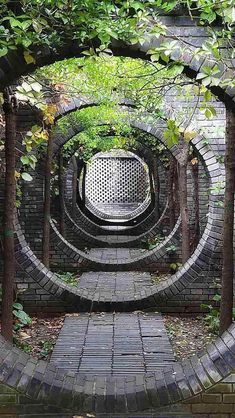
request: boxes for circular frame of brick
[17,109,193,273]
[15,109,223,307]
[63,143,169,243]
[42,114,211,271]
[0,14,233,414]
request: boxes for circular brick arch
[64,156,169,248]
[15,105,222,307]
[42,107,214,269]
[63,125,168,230]
[0,318,235,415]
[0,15,234,109]
[1,13,234,414]
[62,126,171,242]
[17,104,195,273]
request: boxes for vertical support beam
[152,156,160,219]
[72,156,78,216]
[168,155,176,231]
[2,87,18,342]
[58,150,65,236]
[190,153,200,250]
[42,130,53,268]
[82,163,86,209]
[178,139,190,264]
[220,107,235,334]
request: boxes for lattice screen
[85,153,149,205]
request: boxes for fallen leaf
[24,51,36,65]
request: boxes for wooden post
[42,130,53,268]
[220,108,235,334]
[2,87,18,342]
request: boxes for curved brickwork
[0,12,233,416]
[18,114,186,270]
[64,149,207,250]
[64,160,170,248]
[15,122,223,306]
[13,98,222,311]
[64,198,169,249]
[0,15,234,110]
[65,179,162,237]
[0,323,235,415]
[50,216,180,272]
[41,120,211,271]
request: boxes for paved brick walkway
[76,271,157,302]
[87,247,146,261]
[50,313,175,375]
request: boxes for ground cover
[164,315,216,360]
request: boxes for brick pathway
[76,271,157,302]
[50,312,175,375]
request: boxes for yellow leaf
[184,130,197,141]
[47,104,58,114]
[23,51,36,65]
[191,157,198,165]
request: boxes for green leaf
[21,172,33,182]
[213,294,221,302]
[20,155,30,165]
[31,82,42,92]
[13,302,23,310]
[13,309,31,325]
[0,47,8,57]
[9,17,22,28]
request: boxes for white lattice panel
[85,155,149,205]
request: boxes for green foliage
[210,181,225,195]
[163,119,181,146]
[142,234,164,250]
[57,105,136,161]
[0,1,161,59]
[21,172,33,182]
[201,294,221,334]
[56,271,78,286]
[166,244,177,254]
[169,262,182,272]
[16,80,43,104]
[0,288,32,331]
[12,302,32,331]
[149,41,181,64]
[196,65,221,87]
[0,1,233,98]
[13,337,32,354]
[200,294,235,334]
[39,340,55,359]
[156,0,235,26]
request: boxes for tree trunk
[191,154,200,251]
[2,87,18,342]
[58,150,65,236]
[168,155,176,230]
[149,164,155,204]
[152,157,160,219]
[178,140,190,264]
[81,163,86,209]
[174,163,180,216]
[72,156,78,216]
[42,130,53,268]
[220,108,235,335]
